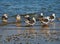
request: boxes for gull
[25,15,36,26]
[16,15,21,22]
[2,14,8,23]
[42,17,50,24]
[49,13,56,22]
[41,16,50,27]
[38,13,44,23]
[40,13,44,18]
[38,13,44,20]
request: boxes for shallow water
[0,0,60,44]
[0,22,60,44]
[0,28,60,44]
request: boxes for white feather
[41,13,43,16]
[16,15,21,20]
[4,14,8,18]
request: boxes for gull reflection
[40,24,51,41]
[1,21,8,26]
[41,24,50,35]
[16,22,21,27]
[22,27,37,39]
[25,27,36,34]
[50,22,56,29]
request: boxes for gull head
[25,15,29,18]
[52,13,55,16]
[41,13,43,16]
